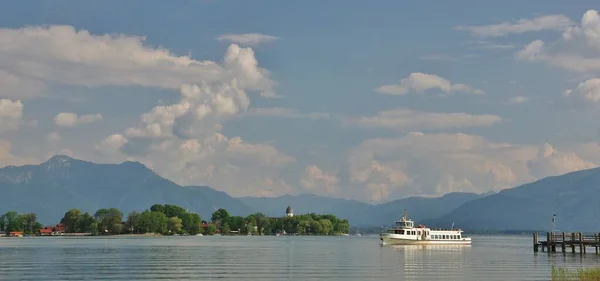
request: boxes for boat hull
[380,234,471,246]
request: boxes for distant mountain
[239,194,373,220]
[423,167,600,232]
[240,192,484,227]
[0,155,253,224]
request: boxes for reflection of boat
[380,210,471,246]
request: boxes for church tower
[285,205,293,217]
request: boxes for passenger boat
[380,210,471,246]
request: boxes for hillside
[423,167,600,232]
[240,192,484,227]
[0,155,254,224]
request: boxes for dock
[533,232,600,254]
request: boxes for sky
[1,0,600,203]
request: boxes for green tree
[310,220,323,234]
[0,211,22,232]
[60,209,82,233]
[297,220,311,235]
[164,204,187,219]
[319,219,332,235]
[77,213,96,233]
[126,211,141,234]
[180,212,201,235]
[19,213,37,235]
[211,208,230,231]
[222,222,231,235]
[227,216,245,234]
[149,204,165,214]
[253,213,266,235]
[167,217,183,234]
[94,208,123,235]
[334,219,350,234]
[205,223,217,235]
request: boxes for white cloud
[348,132,597,202]
[375,73,485,96]
[563,78,600,104]
[217,33,279,46]
[300,165,341,196]
[517,10,600,74]
[455,14,574,37]
[54,112,103,127]
[0,25,276,98]
[0,70,45,99]
[0,140,39,168]
[93,44,295,198]
[346,108,502,130]
[0,99,24,132]
[509,96,530,104]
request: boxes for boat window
[417,231,421,235]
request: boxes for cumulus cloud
[346,108,502,130]
[562,78,600,106]
[0,140,38,167]
[94,44,294,197]
[217,33,279,46]
[54,112,103,127]
[455,14,574,37]
[0,70,45,99]
[375,73,485,96]
[517,10,600,74]
[0,25,277,98]
[300,165,341,196]
[0,99,24,132]
[347,132,597,202]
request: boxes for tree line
[0,212,41,235]
[1,205,350,236]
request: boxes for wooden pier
[533,232,600,254]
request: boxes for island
[0,204,350,237]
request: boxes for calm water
[1,235,599,280]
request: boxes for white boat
[380,210,471,246]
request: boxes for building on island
[286,205,293,217]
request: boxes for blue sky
[1,0,600,202]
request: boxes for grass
[552,267,600,281]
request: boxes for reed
[551,267,600,281]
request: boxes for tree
[19,213,37,235]
[211,208,230,231]
[334,219,350,234]
[167,217,183,234]
[0,211,22,232]
[94,208,123,235]
[205,223,217,235]
[297,220,311,235]
[253,213,266,235]
[77,213,96,233]
[180,212,201,235]
[126,211,141,234]
[222,223,231,235]
[149,204,165,214]
[310,220,323,234]
[61,209,82,233]
[164,204,186,219]
[319,219,332,235]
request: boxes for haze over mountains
[1,155,599,232]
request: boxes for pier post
[562,232,566,253]
[594,233,600,255]
[579,233,584,254]
[533,232,539,252]
[546,232,551,252]
[571,233,576,253]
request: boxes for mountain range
[1,155,599,232]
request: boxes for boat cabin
[384,210,464,241]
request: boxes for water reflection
[0,235,599,280]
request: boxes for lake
[1,235,599,280]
